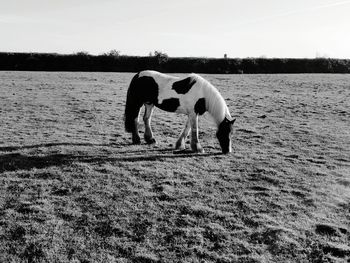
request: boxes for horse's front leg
[189,113,204,153]
[175,117,191,150]
[143,103,156,144]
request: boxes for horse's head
[216,117,235,154]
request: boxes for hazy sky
[1,0,350,58]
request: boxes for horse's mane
[191,74,231,125]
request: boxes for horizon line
[1,50,349,60]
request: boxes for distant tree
[106,49,121,57]
[154,50,169,64]
[224,53,228,59]
[75,51,90,56]
[153,50,167,57]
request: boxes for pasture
[0,71,349,262]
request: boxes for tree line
[1,52,350,73]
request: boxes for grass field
[0,71,349,262]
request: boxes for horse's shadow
[0,142,178,154]
[0,143,222,173]
[0,142,118,152]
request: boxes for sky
[1,0,350,58]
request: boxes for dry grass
[0,71,349,262]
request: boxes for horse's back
[138,70,177,83]
[137,71,204,94]
[130,71,209,114]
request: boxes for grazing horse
[124,70,235,154]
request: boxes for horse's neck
[203,83,231,126]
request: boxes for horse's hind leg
[131,118,141,144]
[143,103,156,144]
[175,117,191,150]
[189,113,204,153]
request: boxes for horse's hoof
[175,146,186,151]
[197,149,205,154]
[145,138,157,144]
[132,137,141,144]
[175,143,186,150]
[191,144,204,153]
[190,149,205,154]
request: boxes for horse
[124,70,235,154]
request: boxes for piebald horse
[124,70,235,154]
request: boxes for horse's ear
[230,118,236,125]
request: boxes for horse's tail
[124,73,143,133]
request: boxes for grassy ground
[0,71,349,262]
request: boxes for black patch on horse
[194,98,206,115]
[124,74,159,132]
[136,76,159,104]
[157,98,180,112]
[172,77,197,94]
